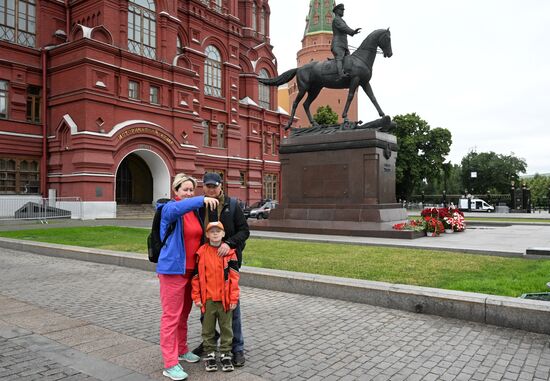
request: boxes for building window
[26,85,40,123]
[0,158,39,194]
[258,69,270,109]
[239,171,246,186]
[202,120,211,146]
[0,0,36,48]
[204,45,222,97]
[213,0,222,12]
[263,173,278,201]
[216,123,225,148]
[149,85,159,104]
[251,2,256,31]
[128,0,156,59]
[0,80,8,119]
[259,7,265,35]
[128,80,139,100]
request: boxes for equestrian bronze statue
[259,28,393,130]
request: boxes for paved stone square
[1,248,550,380]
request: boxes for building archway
[115,150,170,205]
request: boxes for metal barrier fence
[0,197,82,222]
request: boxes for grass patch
[1,226,549,297]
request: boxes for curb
[1,237,549,335]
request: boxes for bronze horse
[260,28,392,130]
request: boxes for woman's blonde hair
[172,173,197,191]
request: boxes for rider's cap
[333,3,345,12]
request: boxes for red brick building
[287,0,357,127]
[0,0,288,218]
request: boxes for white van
[458,198,495,212]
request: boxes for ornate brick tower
[288,0,358,127]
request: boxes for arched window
[259,7,265,35]
[128,0,156,59]
[204,45,222,97]
[251,2,256,31]
[0,0,36,47]
[258,69,270,109]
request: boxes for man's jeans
[231,299,244,353]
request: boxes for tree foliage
[313,105,339,125]
[420,163,464,195]
[524,174,550,207]
[393,113,452,200]
[460,151,527,194]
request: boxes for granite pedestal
[255,128,420,238]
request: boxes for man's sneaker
[178,352,200,363]
[191,342,204,357]
[204,352,218,372]
[162,364,188,380]
[232,351,245,367]
[220,353,234,372]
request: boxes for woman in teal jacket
[157,173,218,381]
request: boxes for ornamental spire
[303,0,336,36]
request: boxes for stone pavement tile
[87,337,151,358]
[1,309,87,335]
[0,296,40,317]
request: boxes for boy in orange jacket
[191,221,240,372]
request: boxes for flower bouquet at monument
[392,218,425,232]
[423,215,445,236]
[447,207,466,232]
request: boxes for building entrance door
[116,153,153,204]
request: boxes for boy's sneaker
[220,353,234,372]
[178,352,200,363]
[204,352,218,372]
[232,351,245,367]
[162,364,188,380]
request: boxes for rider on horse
[331,3,361,80]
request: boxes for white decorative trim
[239,96,258,106]
[251,59,259,71]
[0,131,42,139]
[159,11,181,23]
[180,144,198,149]
[196,153,271,164]
[277,106,290,115]
[48,172,115,178]
[223,62,241,70]
[95,80,106,88]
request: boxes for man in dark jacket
[194,172,250,367]
[331,3,361,79]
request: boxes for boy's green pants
[202,299,233,354]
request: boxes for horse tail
[258,68,297,86]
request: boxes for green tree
[460,151,527,194]
[313,105,339,125]
[421,163,463,195]
[524,174,550,208]
[393,113,452,200]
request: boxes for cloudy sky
[268,0,550,175]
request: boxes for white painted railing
[0,196,82,221]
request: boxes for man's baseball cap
[203,172,222,186]
[206,221,224,232]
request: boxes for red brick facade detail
[0,0,287,207]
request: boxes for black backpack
[147,199,177,263]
